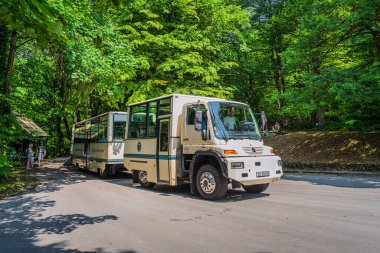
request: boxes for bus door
[84,131,91,168]
[157,118,170,182]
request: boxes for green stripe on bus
[71,155,123,163]
[123,153,177,160]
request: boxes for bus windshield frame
[208,102,261,141]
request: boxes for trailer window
[98,116,108,142]
[90,118,100,141]
[113,114,127,141]
[73,123,85,143]
[128,104,147,138]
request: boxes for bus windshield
[208,102,261,140]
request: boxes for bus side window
[148,101,157,137]
[128,104,147,138]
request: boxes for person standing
[25,144,34,170]
[260,111,268,132]
[37,141,46,166]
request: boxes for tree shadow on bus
[0,195,126,253]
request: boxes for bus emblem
[137,141,142,152]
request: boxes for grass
[0,168,41,199]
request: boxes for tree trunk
[56,115,65,153]
[63,112,72,141]
[4,30,17,94]
[0,24,8,86]
[371,29,380,58]
[310,61,326,128]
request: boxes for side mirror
[201,127,207,141]
[194,110,203,131]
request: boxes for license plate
[256,171,270,177]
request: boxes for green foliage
[0,114,27,182]
[0,0,379,159]
[0,151,13,182]
[117,0,250,103]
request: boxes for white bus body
[124,94,283,200]
[71,112,127,177]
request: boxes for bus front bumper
[225,155,283,186]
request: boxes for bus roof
[127,93,229,107]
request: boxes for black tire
[196,164,228,200]
[242,183,269,194]
[138,170,155,188]
[99,167,109,179]
[75,163,82,171]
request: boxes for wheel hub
[200,172,216,194]
[138,171,148,184]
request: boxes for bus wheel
[138,170,155,188]
[196,165,228,200]
[242,184,269,194]
[99,167,109,179]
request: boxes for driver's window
[185,104,207,141]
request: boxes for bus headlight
[231,162,244,169]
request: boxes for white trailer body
[71,112,127,177]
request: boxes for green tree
[115,0,249,103]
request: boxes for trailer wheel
[99,167,109,179]
[243,184,269,194]
[138,170,155,188]
[196,165,228,200]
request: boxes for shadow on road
[0,158,135,253]
[98,167,270,202]
[44,157,271,202]
[30,157,95,194]
[109,182,270,202]
[0,195,126,253]
[283,173,380,188]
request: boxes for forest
[0,0,379,177]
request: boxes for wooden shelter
[15,115,49,137]
[11,113,49,158]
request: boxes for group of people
[260,111,281,133]
[25,142,46,170]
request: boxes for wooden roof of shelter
[15,115,49,137]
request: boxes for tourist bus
[124,94,283,200]
[71,112,127,178]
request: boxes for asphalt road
[1,158,379,253]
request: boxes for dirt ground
[263,131,380,165]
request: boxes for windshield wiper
[247,136,261,140]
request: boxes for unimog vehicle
[124,94,282,200]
